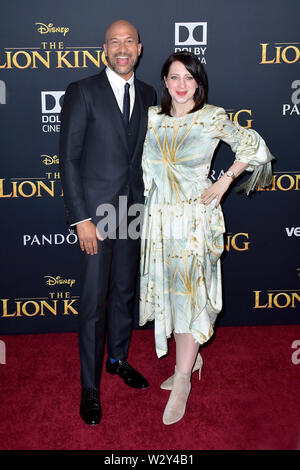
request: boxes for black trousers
[78,226,140,389]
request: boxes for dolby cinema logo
[175,22,208,63]
[41,90,65,133]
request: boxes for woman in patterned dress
[139,52,274,425]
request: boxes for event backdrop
[0,0,299,335]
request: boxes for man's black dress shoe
[106,359,149,389]
[80,388,101,426]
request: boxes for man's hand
[76,220,104,255]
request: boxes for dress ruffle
[237,160,273,195]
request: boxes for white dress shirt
[105,66,135,118]
[70,66,135,226]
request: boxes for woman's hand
[200,176,232,207]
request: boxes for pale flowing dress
[139,104,274,358]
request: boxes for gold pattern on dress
[148,115,200,203]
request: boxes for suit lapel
[97,71,129,155]
[131,80,147,163]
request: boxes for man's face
[103,22,142,80]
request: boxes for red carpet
[0,325,299,450]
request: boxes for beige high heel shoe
[162,366,191,425]
[160,352,203,390]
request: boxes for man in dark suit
[59,20,156,426]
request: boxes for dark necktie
[122,82,130,125]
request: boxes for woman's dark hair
[159,52,208,116]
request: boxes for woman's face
[164,60,198,109]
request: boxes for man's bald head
[103,19,142,81]
[105,20,139,44]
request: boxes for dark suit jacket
[59,70,156,226]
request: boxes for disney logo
[44,276,75,287]
[42,154,59,165]
[36,23,70,37]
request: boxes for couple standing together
[59,20,273,426]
